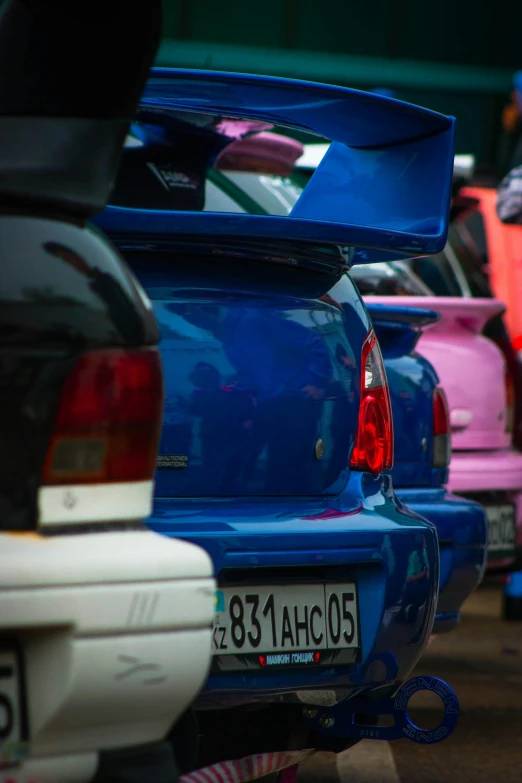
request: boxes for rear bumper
[448,448,522,493]
[0,531,214,761]
[448,449,522,570]
[148,473,439,709]
[395,487,487,634]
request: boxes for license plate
[0,643,28,765]
[486,504,516,554]
[212,583,359,671]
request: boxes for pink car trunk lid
[364,296,509,451]
[216,131,304,175]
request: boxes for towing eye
[180,657,459,783]
[179,675,459,783]
[303,674,459,745]
[180,676,459,783]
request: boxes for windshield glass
[349,261,434,296]
[448,224,492,297]
[216,171,303,215]
[404,253,463,296]
[114,124,306,216]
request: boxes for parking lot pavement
[297,582,522,783]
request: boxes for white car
[1,531,214,782]
[0,218,214,783]
[0,7,215,780]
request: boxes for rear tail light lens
[512,335,522,354]
[505,368,515,434]
[350,330,393,475]
[43,348,163,485]
[512,336,522,368]
[432,386,451,468]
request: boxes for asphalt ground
[296,582,522,783]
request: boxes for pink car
[365,295,522,570]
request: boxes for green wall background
[158,0,522,167]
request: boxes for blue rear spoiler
[366,303,440,357]
[96,69,456,265]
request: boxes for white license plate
[0,645,27,765]
[486,504,516,553]
[213,583,359,659]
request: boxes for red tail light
[43,348,163,485]
[505,368,515,434]
[512,335,522,354]
[350,330,393,475]
[432,386,451,469]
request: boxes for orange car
[455,184,522,355]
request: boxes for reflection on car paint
[155,296,358,496]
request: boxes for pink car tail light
[433,387,451,468]
[350,330,394,475]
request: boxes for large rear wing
[95,69,456,264]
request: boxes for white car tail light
[39,348,163,527]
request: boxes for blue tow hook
[303,675,459,745]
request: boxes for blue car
[361,298,488,633]
[95,69,458,768]
[188,121,488,637]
